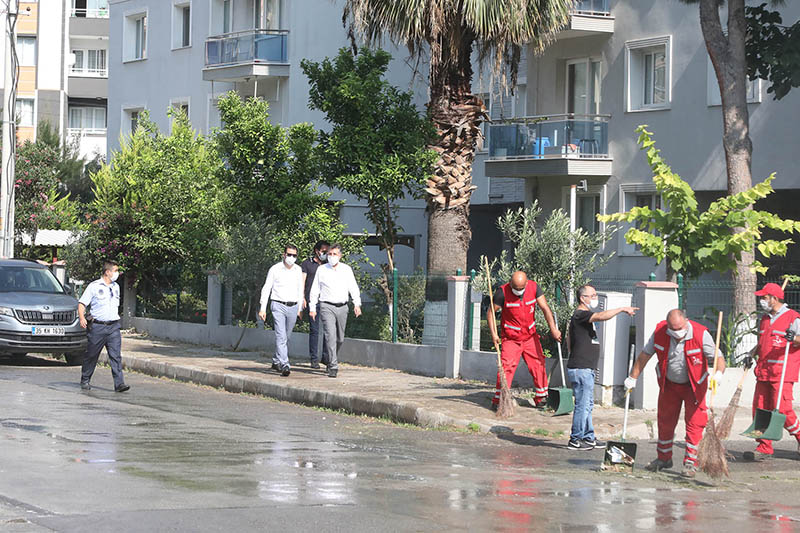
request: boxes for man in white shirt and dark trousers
[78,260,129,392]
[309,244,361,378]
[259,244,304,376]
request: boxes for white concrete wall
[38,0,66,91]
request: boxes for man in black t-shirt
[566,285,638,451]
[301,240,329,368]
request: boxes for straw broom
[698,311,729,479]
[715,277,789,440]
[485,257,515,419]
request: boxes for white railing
[71,8,109,18]
[67,127,107,137]
[70,66,108,78]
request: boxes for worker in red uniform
[743,282,800,461]
[488,271,561,408]
[625,309,726,478]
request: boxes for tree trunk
[427,205,471,275]
[699,0,756,316]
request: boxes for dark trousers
[307,302,328,365]
[81,321,125,388]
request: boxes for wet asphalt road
[3,357,800,532]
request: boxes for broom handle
[484,257,506,383]
[622,343,635,441]
[554,311,566,388]
[776,340,791,411]
[712,311,723,376]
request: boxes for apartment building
[0,1,108,160]
[484,0,800,280]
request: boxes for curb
[99,352,502,434]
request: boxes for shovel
[546,311,574,416]
[742,338,791,441]
[603,343,637,471]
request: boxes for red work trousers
[753,380,800,454]
[657,379,708,467]
[494,335,548,406]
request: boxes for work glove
[786,329,796,343]
[709,371,724,395]
[624,376,636,392]
[743,356,754,370]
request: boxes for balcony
[203,30,289,82]
[562,0,614,38]
[71,7,109,18]
[70,66,107,78]
[484,114,612,178]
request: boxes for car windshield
[0,266,64,293]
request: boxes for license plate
[32,326,65,336]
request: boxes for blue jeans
[567,368,596,442]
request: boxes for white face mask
[110,271,119,282]
[511,288,525,297]
[328,256,340,266]
[284,256,296,266]
[667,328,688,340]
[760,299,771,312]
[319,252,327,261]
[588,298,599,310]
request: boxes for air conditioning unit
[594,291,633,406]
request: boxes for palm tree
[343,0,574,275]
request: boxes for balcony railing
[70,66,107,78]
[71,8,109,18]
[572,0,611,16]
[205,29,288,68]
[67,127,107,136]
[487,114,610,160]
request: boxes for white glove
[713,371,724,385]
[624,376,636,391]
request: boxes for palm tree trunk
[700,0,756,315]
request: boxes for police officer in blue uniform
[78,260,129,392]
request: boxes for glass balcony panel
[487,114,609,160]
[573,0,610,15]
[205,30,288,67]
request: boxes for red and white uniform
[649,320,712,467]
[494,280,548,406]
[753,306,800,454]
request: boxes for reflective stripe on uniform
[767,359,784,364]
[654,344,665,351]
[505,303,520,308]
[525,300,536,306]
[504,324,522,330]
[658,439,673,445]
[686,442,698,451]
[697,372,708,384]
[686,348,702,356]
[788,421,800,435]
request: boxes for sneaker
[80,382,91,391]
[328,369,338,378]
[281,365,291,377]
[645,458,673,472]
[583,439,604,449]
[567,439,591,451]
[681,463,698,478]
[310,362,321,369]
[114,384,130,393]
[271,363,280,372]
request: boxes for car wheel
[64,352,84,366]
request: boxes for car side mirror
[64,285,75,296]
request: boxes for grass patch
[466,422,481,432]
[533,428,550,437]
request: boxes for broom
[698,311,729,479]
[485,257,515,419]
[715,277,789,440]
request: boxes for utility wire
[3,0,19,254]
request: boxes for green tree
[343,0,574,276]
[301,47,436,297]
[746,3,800,101]
[64,109,227,285]
[599,126,800,282]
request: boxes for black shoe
[645,458,673,472]
[310,362,321,369]
[583,439,604,449]
[271,363,280,372]
[115,384,130,393]
[567,439,591,451]
[281,365,291,377]
[328,369,338,378]
[80,382,91,391]
[743,450,772,462]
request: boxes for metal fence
[135,264,208,324]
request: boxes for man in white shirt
[309,243,361,378]
[259,244,304,376]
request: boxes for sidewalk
[105,333,759,442]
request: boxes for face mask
[511,288,525,297]
[588,298,599,310]
[110,272,119,282]
[284,256,296,266]
[667,329,688,340]
[760,299,771,312]
[328,256,340,266]
[319,252,327,261]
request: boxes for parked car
[0,259,87,364]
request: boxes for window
[254,0,279,29]
[124,108,143,133]
[16,99,34,127]
[707,58,760,106]
[68,107,106,130]
[170,99,190,123]
[173,2,191,49]
[618,185,661,255]
[478,85,526,150]
[567,59,601,114]
[207,97,222,130]
[17,36,36,66]
[223,0,231,32]
[625,37,671,112]
[577,195,601,234]
[71,49,107,76]
[72,0,109,18]
[124,12,147,61]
